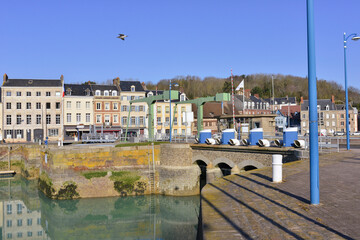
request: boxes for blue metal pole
[344,33,350,150]
[306,0,320,205]
[169,80,172,142]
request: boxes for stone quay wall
[2,143,301,199]
[0,144,43,179]
[39,144,200,199]
[158,144,200,196]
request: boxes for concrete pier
[201,149,360,239]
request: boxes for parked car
[352,132,360,136]
[334,132,345,136]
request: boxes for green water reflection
[0,176,199,240]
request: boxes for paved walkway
[201,149,360,240]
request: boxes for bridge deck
[201,149,360,239]
[191,144,299,154]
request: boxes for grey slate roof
[335,104,352,110]
[64,84,93,96]
[249,95,266,103]
[145,90,185,102]
[264,97,296,105]
[234,95,267,104]
[90,84,119,95]
[146,90,164,96]
[301,99,336,111]
[119,81,144,92]
[3,78,62,87]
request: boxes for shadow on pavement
[250,173,272,182]
[340,160,360,164]
[201,194,253,240]
[208,183,305,240]
[244,174,310,204]
[221,177,352,240]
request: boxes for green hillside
[145,74,360,108]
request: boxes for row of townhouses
[0,74,192,143]
[193,91,358,136]
[300,96,358,135]
[0,74,357,142]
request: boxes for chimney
[60,74,64,86]
[3,73,8,84]
[300,96,304,104]
[141,82,147,90]
[331,95,335,103]
[113,77,120,88]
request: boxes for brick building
[92,83,121,136]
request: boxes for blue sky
[1,0,359,88]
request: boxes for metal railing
[116,133,196,143]
[82,133,117,143]
[297,135,340,153]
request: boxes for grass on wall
[110,171,141,194]
[82,171,108,180]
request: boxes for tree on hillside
[251,86,263,96]
[144,73,360,106]
[222,81,232,93]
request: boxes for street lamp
[306,0,319,205]
[343,32,359,150]
[169,80,179,142]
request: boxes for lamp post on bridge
[343,32,360,150]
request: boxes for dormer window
[95,90,101,96]
[85,88,90,96]
[66,88,72,96]
[317,105,320,111]
[104,90,109,96]
[112,90,117,96]
[326,105,329,111]
[131,85,135,92]
[180,93,186,102]
[148,92,153,97]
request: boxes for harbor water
[0,176,200,240]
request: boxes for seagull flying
[117,34,128,40]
